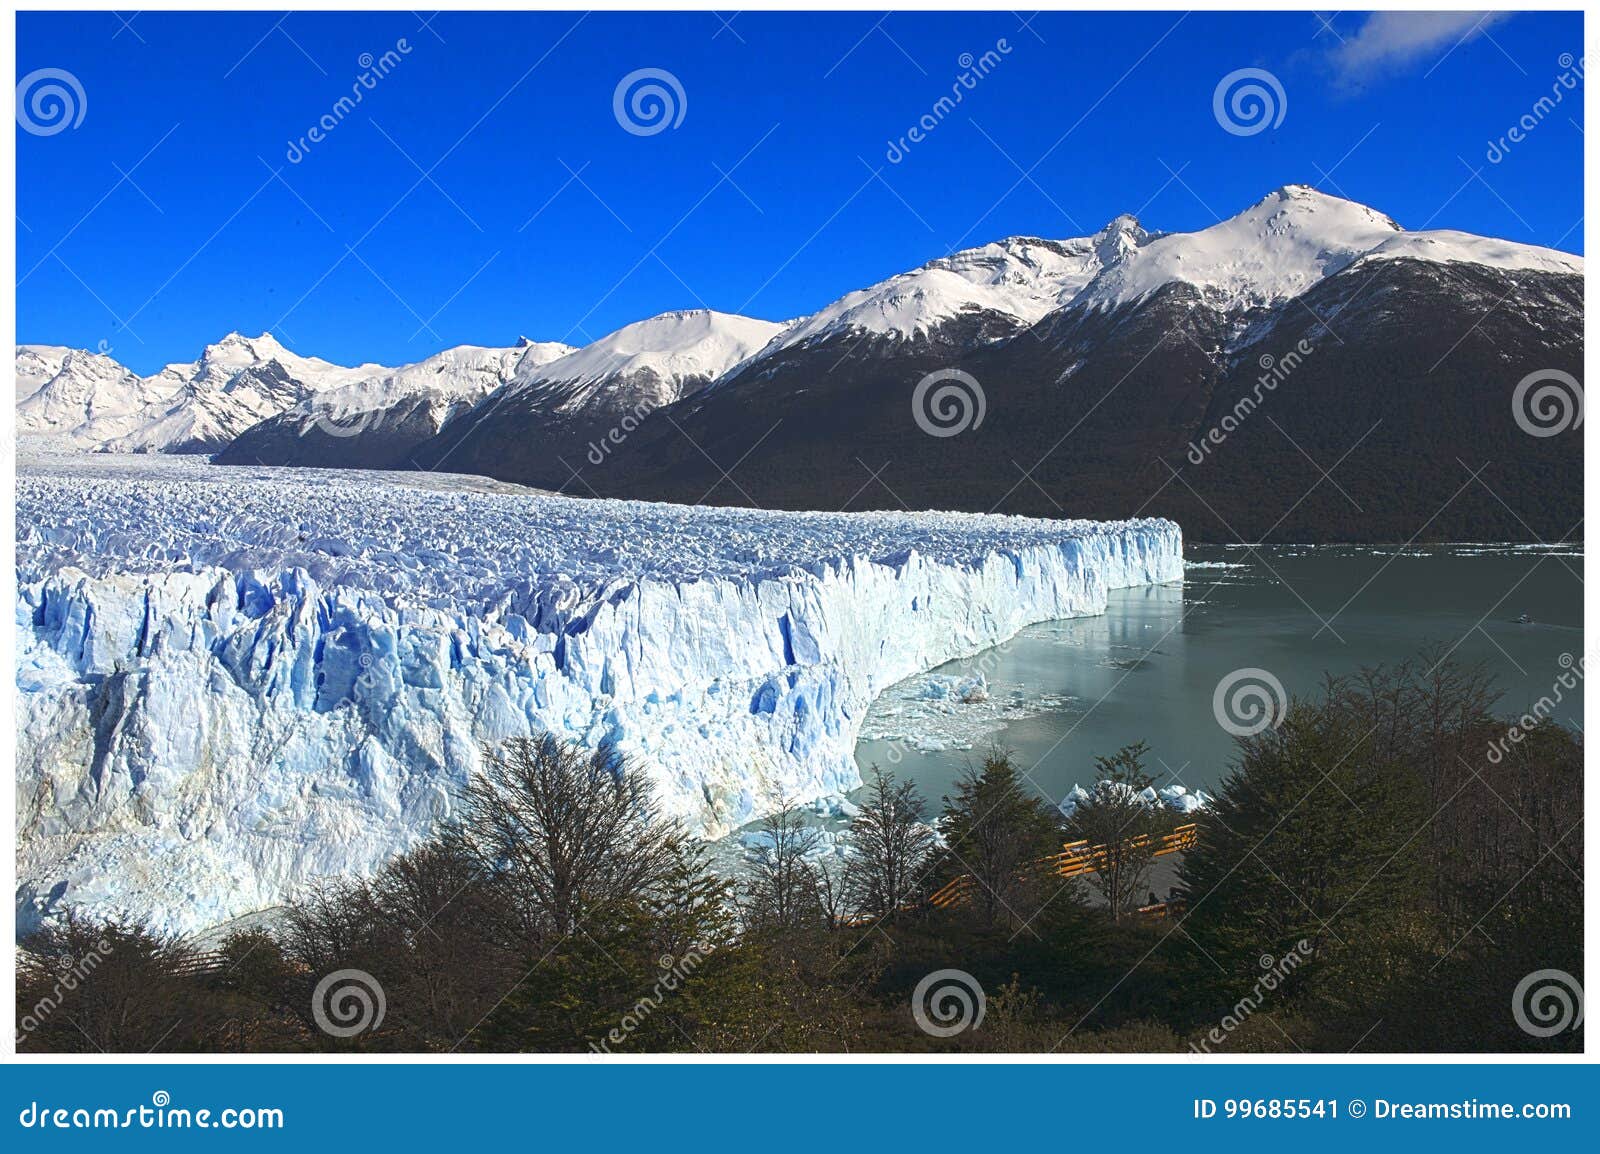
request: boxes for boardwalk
[928,823,1199,915]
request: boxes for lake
[854,543,1583,810]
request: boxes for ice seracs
[16,451,1181,933]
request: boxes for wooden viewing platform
[928,822,1200,912]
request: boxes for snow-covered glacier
[16,454,1182,933]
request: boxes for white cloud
[1330,11,1512,81]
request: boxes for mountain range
[17,185,1583,541]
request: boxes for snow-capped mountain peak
[18,185,1583,464]
[1074,184,1405,312]
[1068,184,1581,313]
[507,309,786,411]
[763,233,1112,354]
[15,347,163,440]
[1093,213,1151,264]
[15,343,75,404]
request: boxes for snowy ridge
[761,234,1113,352]
[16,332,390,453]
[1072,185,1582,312]
[501,309,785,412]
[16,454,1181,932]
[16,344,73,404]
[14,349,165,442]
[17,186,1583,455]
[282,340,572,430]
[734,185,1582,368]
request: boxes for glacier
[15,453,1182,934]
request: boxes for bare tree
[455,734,682,945]
[17,912,200,1053]
[280,877,379,975]
[740,794,826,933]
[843,767,938,920]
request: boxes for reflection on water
[854,543,1583,809]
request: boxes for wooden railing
[928,823,1199,911]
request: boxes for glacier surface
[16,453,1182,933]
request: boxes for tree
[16,913,202,1052]
[938,748,1063,928]
[843,767,938,920]
[1064,742,1173,922]
[455,734,682,945]
[740,794,827,934]
[1177,689,1427,997]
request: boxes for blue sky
[16,9,1586,374]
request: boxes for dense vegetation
[17,657,1581,1054]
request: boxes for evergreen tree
[939,748,1063,928]
[1178,694,1427,997]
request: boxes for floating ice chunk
[1058,784,1091,818]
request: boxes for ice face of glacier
[16,453,1182,934]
